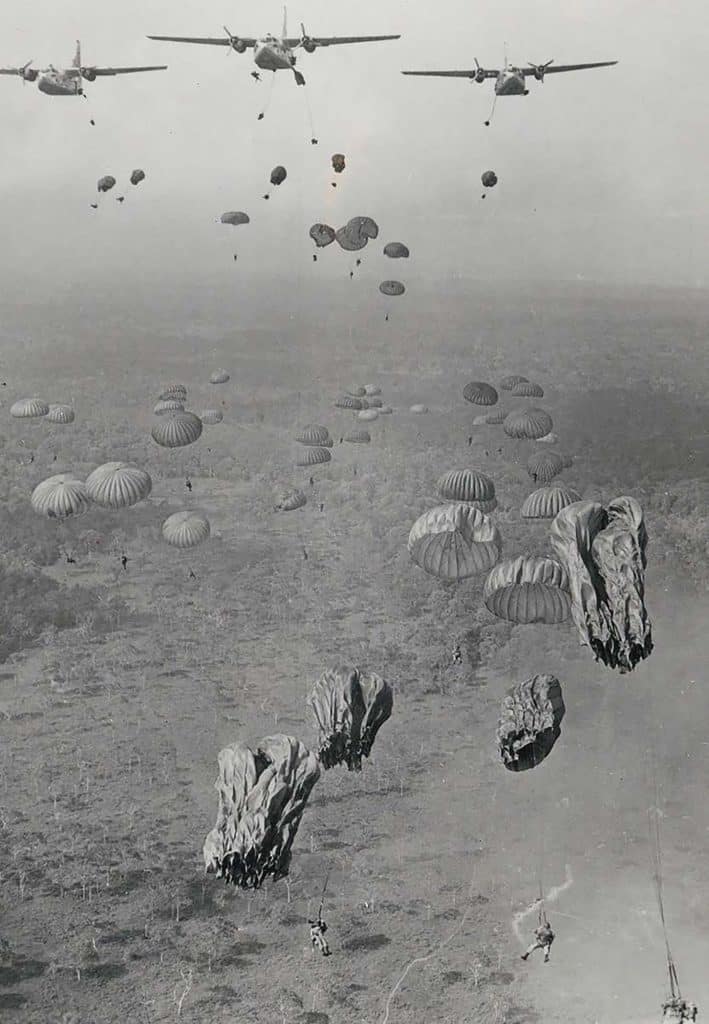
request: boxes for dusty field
[0,280,707,1024]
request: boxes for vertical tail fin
[73,40,81,68]
[282,6,288,40]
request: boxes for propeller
[299,22,317,53]
[528,59,554,82]
[223,26,246,54]
[473,57,485,84]
[20,60,37,83]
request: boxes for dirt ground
[0,280,707,1024]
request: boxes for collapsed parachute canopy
[550,496,653,672]
[130,169,146,186]
[384,242,410,259]
[463,381,498,406]
[497,674,565,772]
[408,503,502,581]
[484,555,570,623]
[270,165,287,186]
[481,170,498,188]
[162,511,210,549]
[436,468,497,512]
[308,666,393,771]
[11,398,49,419]
[309,223,336,248]
[220,211,250,226]
[336,216,379,251]
[203,735,320,889]
[503,407,553,440]
[331,153,346,173]
[152,411,203,449]
[97,175,116,193]
[274,488,307,512]
[380,280,405,296]
[86,462,152,509]
[31,474,90,520]
[209,370,230,384]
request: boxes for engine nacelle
[232,38,247,53]
[23,67,39,82]
[82,68,97,82]
[532,67,545,82]
[302,38,317,53]
[474,68,486,84]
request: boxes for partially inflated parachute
[310,223,336,248]
[497,674,565,771]
[308,666,393,771]
[203,735,320,888]
[97,175,116,193]
[549,496,652,672]
[408,503,502,581]
[484,555,570,623]
[335,216,379,251]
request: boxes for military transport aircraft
[0,41,166,96]
[148,7,400,86]
[403,53,618,123]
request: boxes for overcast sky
[0,0,707,295]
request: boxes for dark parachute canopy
[308,666,393,771]
[384,242,410,259]
[270,165,287,186]
[463,381,499,406]
[481,170,498,188]
[130,169,146,186]
[379,280,405,296]
[436,468,497,512]
[550,496,652,672]
[335,216,379,251]
[484,555,570,624]
[503,407,553,440]
[220,211,250,226]
[527,450,564,484]
[331,153,346,173]
[310,223,336,248]
[203,735,320,888]
[97,175,116,193]
[521,484,581,520]
[497,674,565,772]
[274,488,307,512]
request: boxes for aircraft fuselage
[37,69,82,96]
[254,37,296,72]
[494,69,528,96]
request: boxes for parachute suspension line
[647,753,681,1002]
[484,93,498,127]
[301,83,317,143]
[257,72,276,121]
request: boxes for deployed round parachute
[334,395,363,410]
[11,398,49,419]
[379,405,393,414]
[436,468,497,512]
[296,446,331,467]
[274,488,307,512]
[497,674,565,772]
[152,411,203,449]
[358,408,379,422]
[550,496,653,672]
[86,462,152,509]
[485,409,507,425]
[527,450,564,484]
[159,384,187,402]
[336,216,379,251]
[97,175,116,193]
[384,242,410,259]
[380,280,405,297]
[364,385,381,396]
[130,169,146,186]
[295,424,333,447]
[270,165,287,186]
[209,369,230,384]
[31,474,90,519]
[310,223,336,248]
[500,375,528,391]
[46,404,75,424]
[484,555,570,624]
[504,407,553,440]
[308,666,393,771]
[513,381,544,398]
[463,381,498,406]
[201,408,223,425]
[203,735,320,889]
[154,399,185,416]
[481,170,498,188]
[408,503,502,582]
[221,211,250,226]
[410,403,429,414]
[522,484,581,520]
[345,429,371,444]
[537,431,559,445]
[331,153,346,174]
[348,387,367,397]
[162,511,210,549]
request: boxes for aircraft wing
[284,35,400,47]
[87,65,168,76]
[402,68,498,78]
[147,35,256,48]
[522,60,617,75]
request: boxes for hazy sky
[1,0,708,294]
